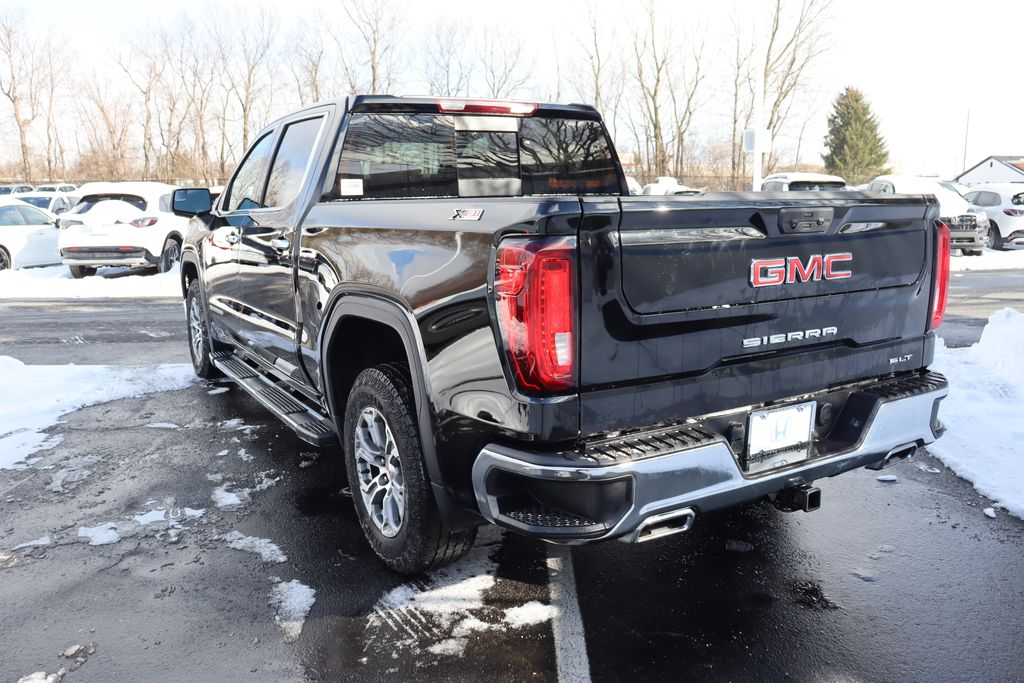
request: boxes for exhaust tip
[629,507,696,543]
[866,444,919,471]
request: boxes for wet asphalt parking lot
[1,269,1022,682]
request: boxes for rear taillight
[1003,209,1024,217]
[130,217,159,227]
[931,222,951,329]
[58,219,82,230]
[436,98,537,116]
[494,236,576,393]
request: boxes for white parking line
[546,545,591,683]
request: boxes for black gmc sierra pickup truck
[173,96,950,574]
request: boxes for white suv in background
[867,175,990,255]
[57,182,188,278]
[964,184,1024,250]
[761,172,847,191]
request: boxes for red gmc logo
[750,253,853,287]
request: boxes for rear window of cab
[329,113,622,200]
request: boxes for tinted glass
[226,133,276,211]
[18,206,51,225]
[0,205,26,225]
[71,194,146,213]
[985,192,1002,206]
[335,113,457,199]
[789,181,845,191]
[20,197,50,209]
[1013,193,1024,206]
[456,131,518,180]
[520,117,621,195]
[265,117,324,207]
[965,191,980,203]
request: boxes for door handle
[225,232,240,245]
[270,237,290,251]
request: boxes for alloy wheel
[354,406,406,538]
[188,295,205,363]
[0,249,8,271]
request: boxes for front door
[231,114,329,384]
[18,206,59,265]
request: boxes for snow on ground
[0,357,195,470]
[13,536,52,550]
[0,264,181,299]
[78,522,121,546]
[221,531,287,563]
[950,246,1024,272]
[933,308,1024,518]
[270,579,316,642]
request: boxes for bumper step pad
[212,352,337,447]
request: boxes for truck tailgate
[576,193,940,437]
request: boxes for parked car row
[0,182,77,195]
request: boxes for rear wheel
[186,278,221,379]
[988,223,1005,250]
[157,238,181,273]
[0,247,9,271]
[964,249,983,256]
[68,265,97,279]
[343,363,476,574]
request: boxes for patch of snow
[427,638,467,657]
[0,263,181,299]
[251,471,280,492]
[270,579,316,642]
[215,449,229,457]
[211,484,249,509]
[876,475,898,483]
[139,329,172,338]
[17,673,61,683]
[238,448,253,462]
[78,522,120,546]
[184,507,205,518]
[0,356,195,470]
[916,463,942,474]
[221,418,246,430]
[221,531,287,563]
[208,387,229,395]
[503,601,557,627]
[933,309,1024,519]
[146,422,179,429]
[950,247,1024,272]
[47,456,99,492]
[13,535,52,550]
[983,507,996,519]
[133,509,169,525]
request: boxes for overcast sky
[16,0,1024,177]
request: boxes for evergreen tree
[823,87,890,184]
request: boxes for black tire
[69,265,97,279]
[988,223,1005,251]
[185,278,221,379]
[0,247,10,271]
[343,363,476,574]
[965,249,983,256]
[157,238,181,273]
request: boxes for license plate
[746,401,815,473]
[90,226,108,236]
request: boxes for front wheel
[157,238,181,273]
[988,224,1005,250]
[186,278,221,379]
[0,247,10,271]
[69,265,96,279]
[343,363,475,574]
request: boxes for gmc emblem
[750,253,853,288]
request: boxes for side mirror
[172,188,213,217]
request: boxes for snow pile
[0,357,196,470]
[270,579,316,642]
[221,531,287,563]
[950,247,1024,272]
[503,601,557,627]
[933,308,1024,518]
[0,264,181,299]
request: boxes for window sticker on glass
[340,178,364,196]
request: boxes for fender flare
[319,290,477,529]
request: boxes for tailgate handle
[778,207,833,234]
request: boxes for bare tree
[289,15,331,105]
[422,19,472,97]
[631,2,671,177]
[0,10,45,180]
[760,0,832,172]
[335,0,404,94]
[42,36,69,180]
[482,34,530,99]
[77,78,134,180]
[728,19,756,189]
[117,33,169,177]
[668,38,707,179]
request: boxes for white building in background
[955,156,1024,185]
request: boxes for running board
[212,352,337,447]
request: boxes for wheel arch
[320,291,478,529]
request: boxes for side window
[964,191,980,204]
[225,133,276,212]
[18,206,51,225]
[520,117,620,195]
[265,116,325,208]
[456,130,520,196]
[880,183,894,193]
[334,113,457,199]
[985,192,1002,207]
[0,205,27,225]
[158,194,171,213]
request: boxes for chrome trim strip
[619,226,765,245]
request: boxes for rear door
[576,194,938,436]
[17,206,59,265]
[0,205,34,266]
[231,111,331,383]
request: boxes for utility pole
[752,60,764,191]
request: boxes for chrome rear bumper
[472,372,948,544]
